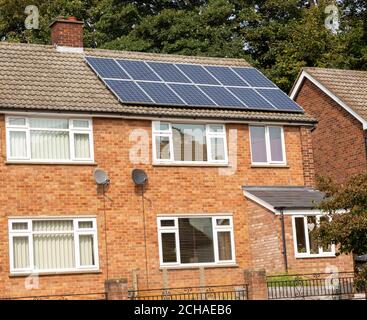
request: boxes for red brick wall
[50,19,84,48]
[0,115,324,298]
[295,79,367,184]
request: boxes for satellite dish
[93,169,110,185]
[132,169,148,186]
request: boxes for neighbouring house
[290,67,367,184]
[0,17,354,300]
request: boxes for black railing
[267,272,366,300]
[129,284,248,300]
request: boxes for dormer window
[152,121,228,165]
[6,116,94,163]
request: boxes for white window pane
[30,131,70,160]
[78,221,93,229]
[33,233,75,270]
[153,122,170,131]
[172,124,207,162]
[155,136,171,160]
[29,118,69,129]
[12,222,28,230]
[269,127,284,162]
[13,237,30,269]
[295,217,307,253]
[33,220,73,232]
[9,118,26,126]
[73,120,89,128]
[161,233,177,263]
[74,133,91,159]
[217,231,232,261]
[79,235,95,266]
[210,137,225,161]
[9,131,27,158]
[208,124,224,133]
[250,126,267,163]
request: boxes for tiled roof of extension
[0,42,316,123]
[301,67,367,122]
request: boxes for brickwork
[295,79,367,184]
[50,18,84,48]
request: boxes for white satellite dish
[93,169,110,185]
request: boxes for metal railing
[128,284,248,300]
[267,272,366,300]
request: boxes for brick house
[290,67,367,183]
[0,18,353,299]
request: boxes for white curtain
[9,131,27,158]
[79,235,95,266]
[33,220,75,270]
[31,131,70,160]
[74,133,90,158]
[13,237,30,269]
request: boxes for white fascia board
[243,190,276,213]
[290,70,367,130]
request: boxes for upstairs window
[292,215,335,258]
[152,122,227,165]
[6,117,94,163]
[249,125,286,165]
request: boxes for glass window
[158,216,234,266]
[250,126,267,163]
[293,215,334,257]
[9,218,98,273]
[153,122,227,164]
[250,125,285,164]
[6,117,94,162]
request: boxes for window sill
[9,269,102,277]
[251,164,289,168]
[159,263,238,270]
[295,254,336,259]
[5,161,97,166]
[153,162,229,167]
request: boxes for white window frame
[8,217,99,274]
[157,215,236,268]
[249,125,286,165]
[292,214,336,258]
[5,116,94,163]
[152,121,228,165]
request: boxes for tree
[313,174,367,275]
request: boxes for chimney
[50,16,84,52]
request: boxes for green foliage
[0,0,366,91]
[314,174,367,256]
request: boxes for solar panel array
[85,56,303,112]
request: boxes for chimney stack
[50,16,84,52]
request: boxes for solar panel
[85,56,304,113]
[147,62,191,83]
[232,68,276,88]
[85,57,130,79]
[105,80,153,103]
[198,86,245,108]
[116,60,161,81]
[168,84,216,106]
[257,89,303,111]
[176,64,220,85]
[228,87,275,110]
[137,82,185,105]
[205,66,248,86]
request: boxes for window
[9,218,98,274]
[249,125,286,165]
[6,116,94,163]
[157,216,235,267]
[152,122,227,164]
[292,215,335,258]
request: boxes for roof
[243,186,325,212]
[290,67,367,128]
[0,41,316,123]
